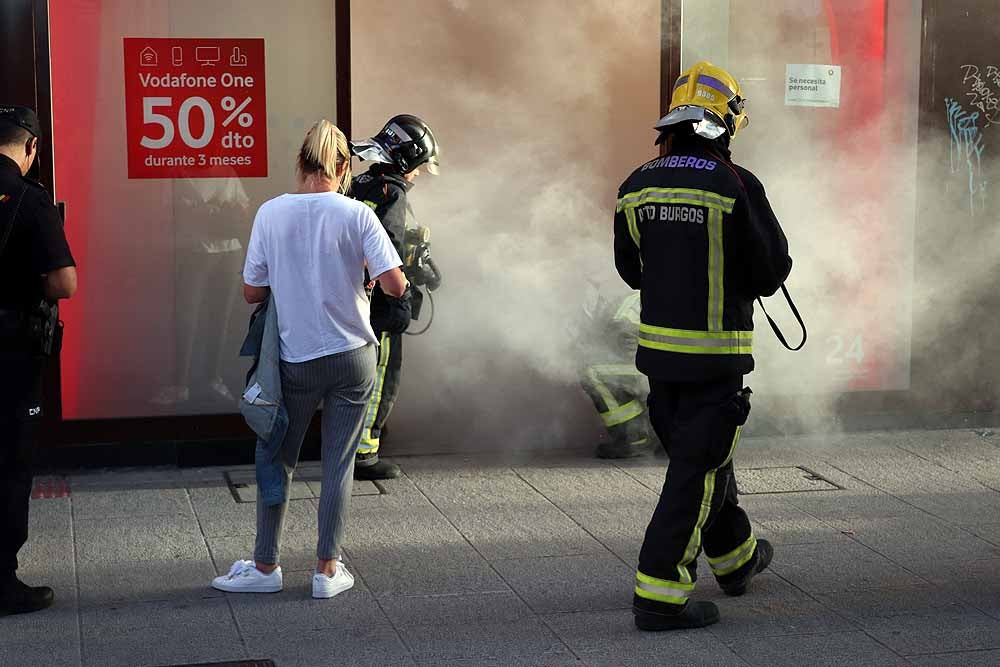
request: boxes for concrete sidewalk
[4,427,1000,666]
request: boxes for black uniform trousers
[633,374,758,613]
[357,331,403,460]
[0,354,45,588]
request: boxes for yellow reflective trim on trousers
[637,339,752,355]
[585,367,620,412]
[616,187,736,213]
[602,400,644,427]
[722,425,743,467]
[638,324,752,341]
[635,571,694,605]
[707,208,724,331]
[708,534,757,576]
[626,207,640,247]
[676,468,717,582]
[359,333,392,455]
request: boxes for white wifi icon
[139,47,159,67]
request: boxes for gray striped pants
[254,343,376,563]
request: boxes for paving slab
[813,586,1000,655]
[76,558,221,606]
[701,573,854,643]
[0,639,81,667]
[346,507,509,596]
[70,487,193,519]
[544,610,749,667]
[768,538,927,593]
[380,591,570,663]
[906,649,1000,666]
[226,587,386,637]
[242,625,415,667]
[494,553,635,614]
[729,630,909,666]
[73,513,209,563]
[80,598,247,667]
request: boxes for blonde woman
[213,120,407,598]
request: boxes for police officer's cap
[0,105,41,138]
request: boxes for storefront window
[50,1,339,418]
[680,0,922,392]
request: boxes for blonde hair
[297,119,352,194]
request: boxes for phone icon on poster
[172,46,183,66]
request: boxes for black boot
[0,579,54,616]
[354,453,401,480]
[633,600,720,631]
[719,539,774,596]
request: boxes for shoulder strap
[756,284,807,351]
[0,184,30,258]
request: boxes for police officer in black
[615,63,791,631]
[0,106,76,616]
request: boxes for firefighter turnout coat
[614,136,792,382]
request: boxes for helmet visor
[349,139,394,165]
[654,106,727,142]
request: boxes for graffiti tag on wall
[947,79,990,216]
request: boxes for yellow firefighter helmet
[655,61,749,143]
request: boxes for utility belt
[0,301,62,357]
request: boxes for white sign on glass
[785,64,842,108]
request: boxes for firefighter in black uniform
[615,63,792,631]
[0,106,77,616]
[349,115,440,480]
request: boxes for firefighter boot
[718,539,774,596]
[354,453,401,481]
[633,599,720,631]
[0,578,54,616]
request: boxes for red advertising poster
[123,38,267,179]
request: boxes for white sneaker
[212,559,283,593]
[312,561,354,599]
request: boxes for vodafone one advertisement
[123,38,268,179]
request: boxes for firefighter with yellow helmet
[615,62,792,630]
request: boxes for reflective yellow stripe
[635,571,694,605]
[676,469,717,582]
[637,325,752,355]
[708,534,757,576]
[614,293,641,326]
[626,207,640,247]
[602,400,644,427]
[722,425,743,467]
[359,333,392,455]
[616,187,736,213]
[707,208,724,331]
[585,366,619,412]
[362,200,378,211]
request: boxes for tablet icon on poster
[195,46,221,66]
[140,46,158,66]
[230,47,248,67]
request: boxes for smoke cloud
[349,0,998,454]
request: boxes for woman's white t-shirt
[243,191,401,363]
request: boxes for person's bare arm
[43,266,78,300]
[244,284,271,304]
[373,267,407,298]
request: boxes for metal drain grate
[225,469,382,503]
[737,466,841,495]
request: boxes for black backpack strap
[757,284,807,351]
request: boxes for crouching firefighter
[578,287,657,459]
[350,114,441,480]
[615,62,793,631]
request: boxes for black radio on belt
[0,301,60,356]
